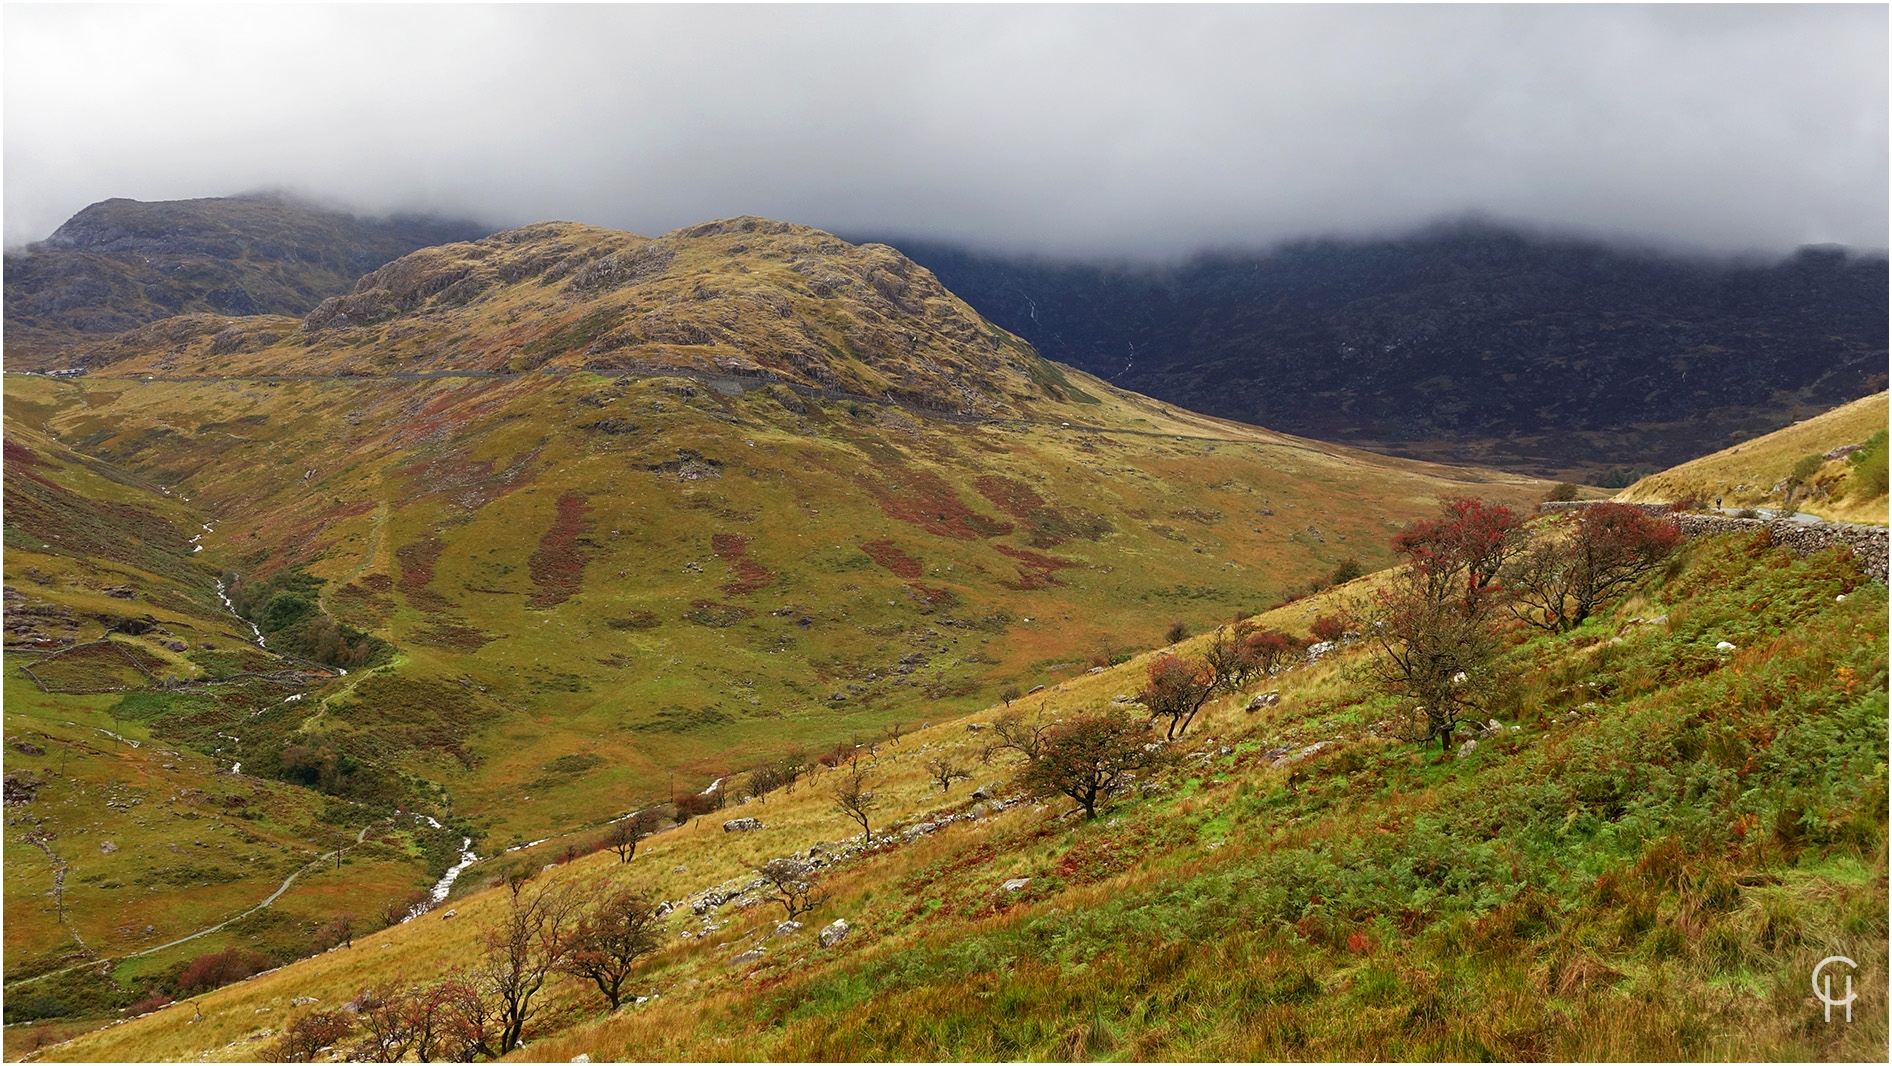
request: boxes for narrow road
[5,820,390,989]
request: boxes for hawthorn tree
[1506,504,1683,632]
[1019,712,1163,819]
[1202,623,1256,690]
[745,764,783,805]
[349,984,419,1063]
[1369,497,1522,753]
[1309,613,1350,644]
[830,763,878,842]
[986,704,1054,764]
[474,878,581,1054]
[558,883,662,1010]
[268,1008,356,1063]
[754,857,829,920]
[603,809,664,864]
[1138,653,1217,740]
[922,754,971,793]
[1240,628,1304,678]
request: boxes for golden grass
[1618,391,1888,524]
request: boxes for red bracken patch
[4,438,50,468]
[860,539,923,579]
[710,532,775,595]
[394,535,451,611]
[528,492,593,609]
[857,468,1013,541]
[994,544,1078,590]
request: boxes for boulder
[1001,877,1031,892]
[1305,640,1338,664]
[772,920,803,939]
[1245,692,1280,712]
[729,947,765,966]
[818,919,850,948]
[722,817,764,833]
[1456,739,1477,760]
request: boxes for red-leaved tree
[1507,503,1684,632]
[1138,653,1217,740]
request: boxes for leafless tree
[986,704,1053,763]
[745,764,784,804]
[267,1008,355,1062]
[755,857,829,920]
[922,754,970,793]
[829,763,878,842]
[472,878,581,1054]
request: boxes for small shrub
[1164,620,1190,644]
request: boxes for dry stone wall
[1534,502,1888,583]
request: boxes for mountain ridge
[875,223,1889,480]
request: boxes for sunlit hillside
[31,518,1885,1062]
[1618,392,1888,525]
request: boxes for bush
[1310,614,1349,643]
[175,947,276,996]
[1544,482,1581,502]
[1846,429,1889,499]
[2,994,67,1024]
[1164,620,1190,644]
[1329,557,1366,586]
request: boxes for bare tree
[602,809,664,864]
[777,747,807,794]
[754,857,829,920]
[986,704,1053,763]
[744,764,784,804]
[1506,504,1684,633]
[473,878,581,1054]
[1000,683,1022,707]
[922,754,970,793]
[557,882,662,1010]
[829,763,878,842]
[882,721,910,746]
[1019,712,1165,819]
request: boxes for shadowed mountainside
[879,223,1889,481]
[4,195,491,366]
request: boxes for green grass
[39,531,1886,1062]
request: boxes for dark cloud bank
[6,4,1885,258]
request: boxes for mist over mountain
[877,224,1889,480]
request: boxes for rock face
[818,919,850,948]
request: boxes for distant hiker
[1715,495,1722,509]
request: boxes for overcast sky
[5,4,1885,258]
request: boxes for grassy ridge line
[1618,391,1888,525]
[42,530,1887,1061]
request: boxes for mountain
[876,224,1890,481]
[2,216,1555,1023]
[3,195,491,367]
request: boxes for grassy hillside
[5,217,1561,1041]
[1618,392,1888,525]
[31,525,1885,1062]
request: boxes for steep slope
[3,217,1556,1035]
[1617,391,1889,524]
[34,524,1885,1062]
[881,225,1890,480]
[3,195,490,368]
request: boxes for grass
[31,530,1886,1062]
[1619,391,1888,524]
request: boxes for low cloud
[6,5,1884,257]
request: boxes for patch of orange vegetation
[858,468,1013,541]
[860,539,923,579]
[529,492,593,608]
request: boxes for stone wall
[1535,501,1888,583]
